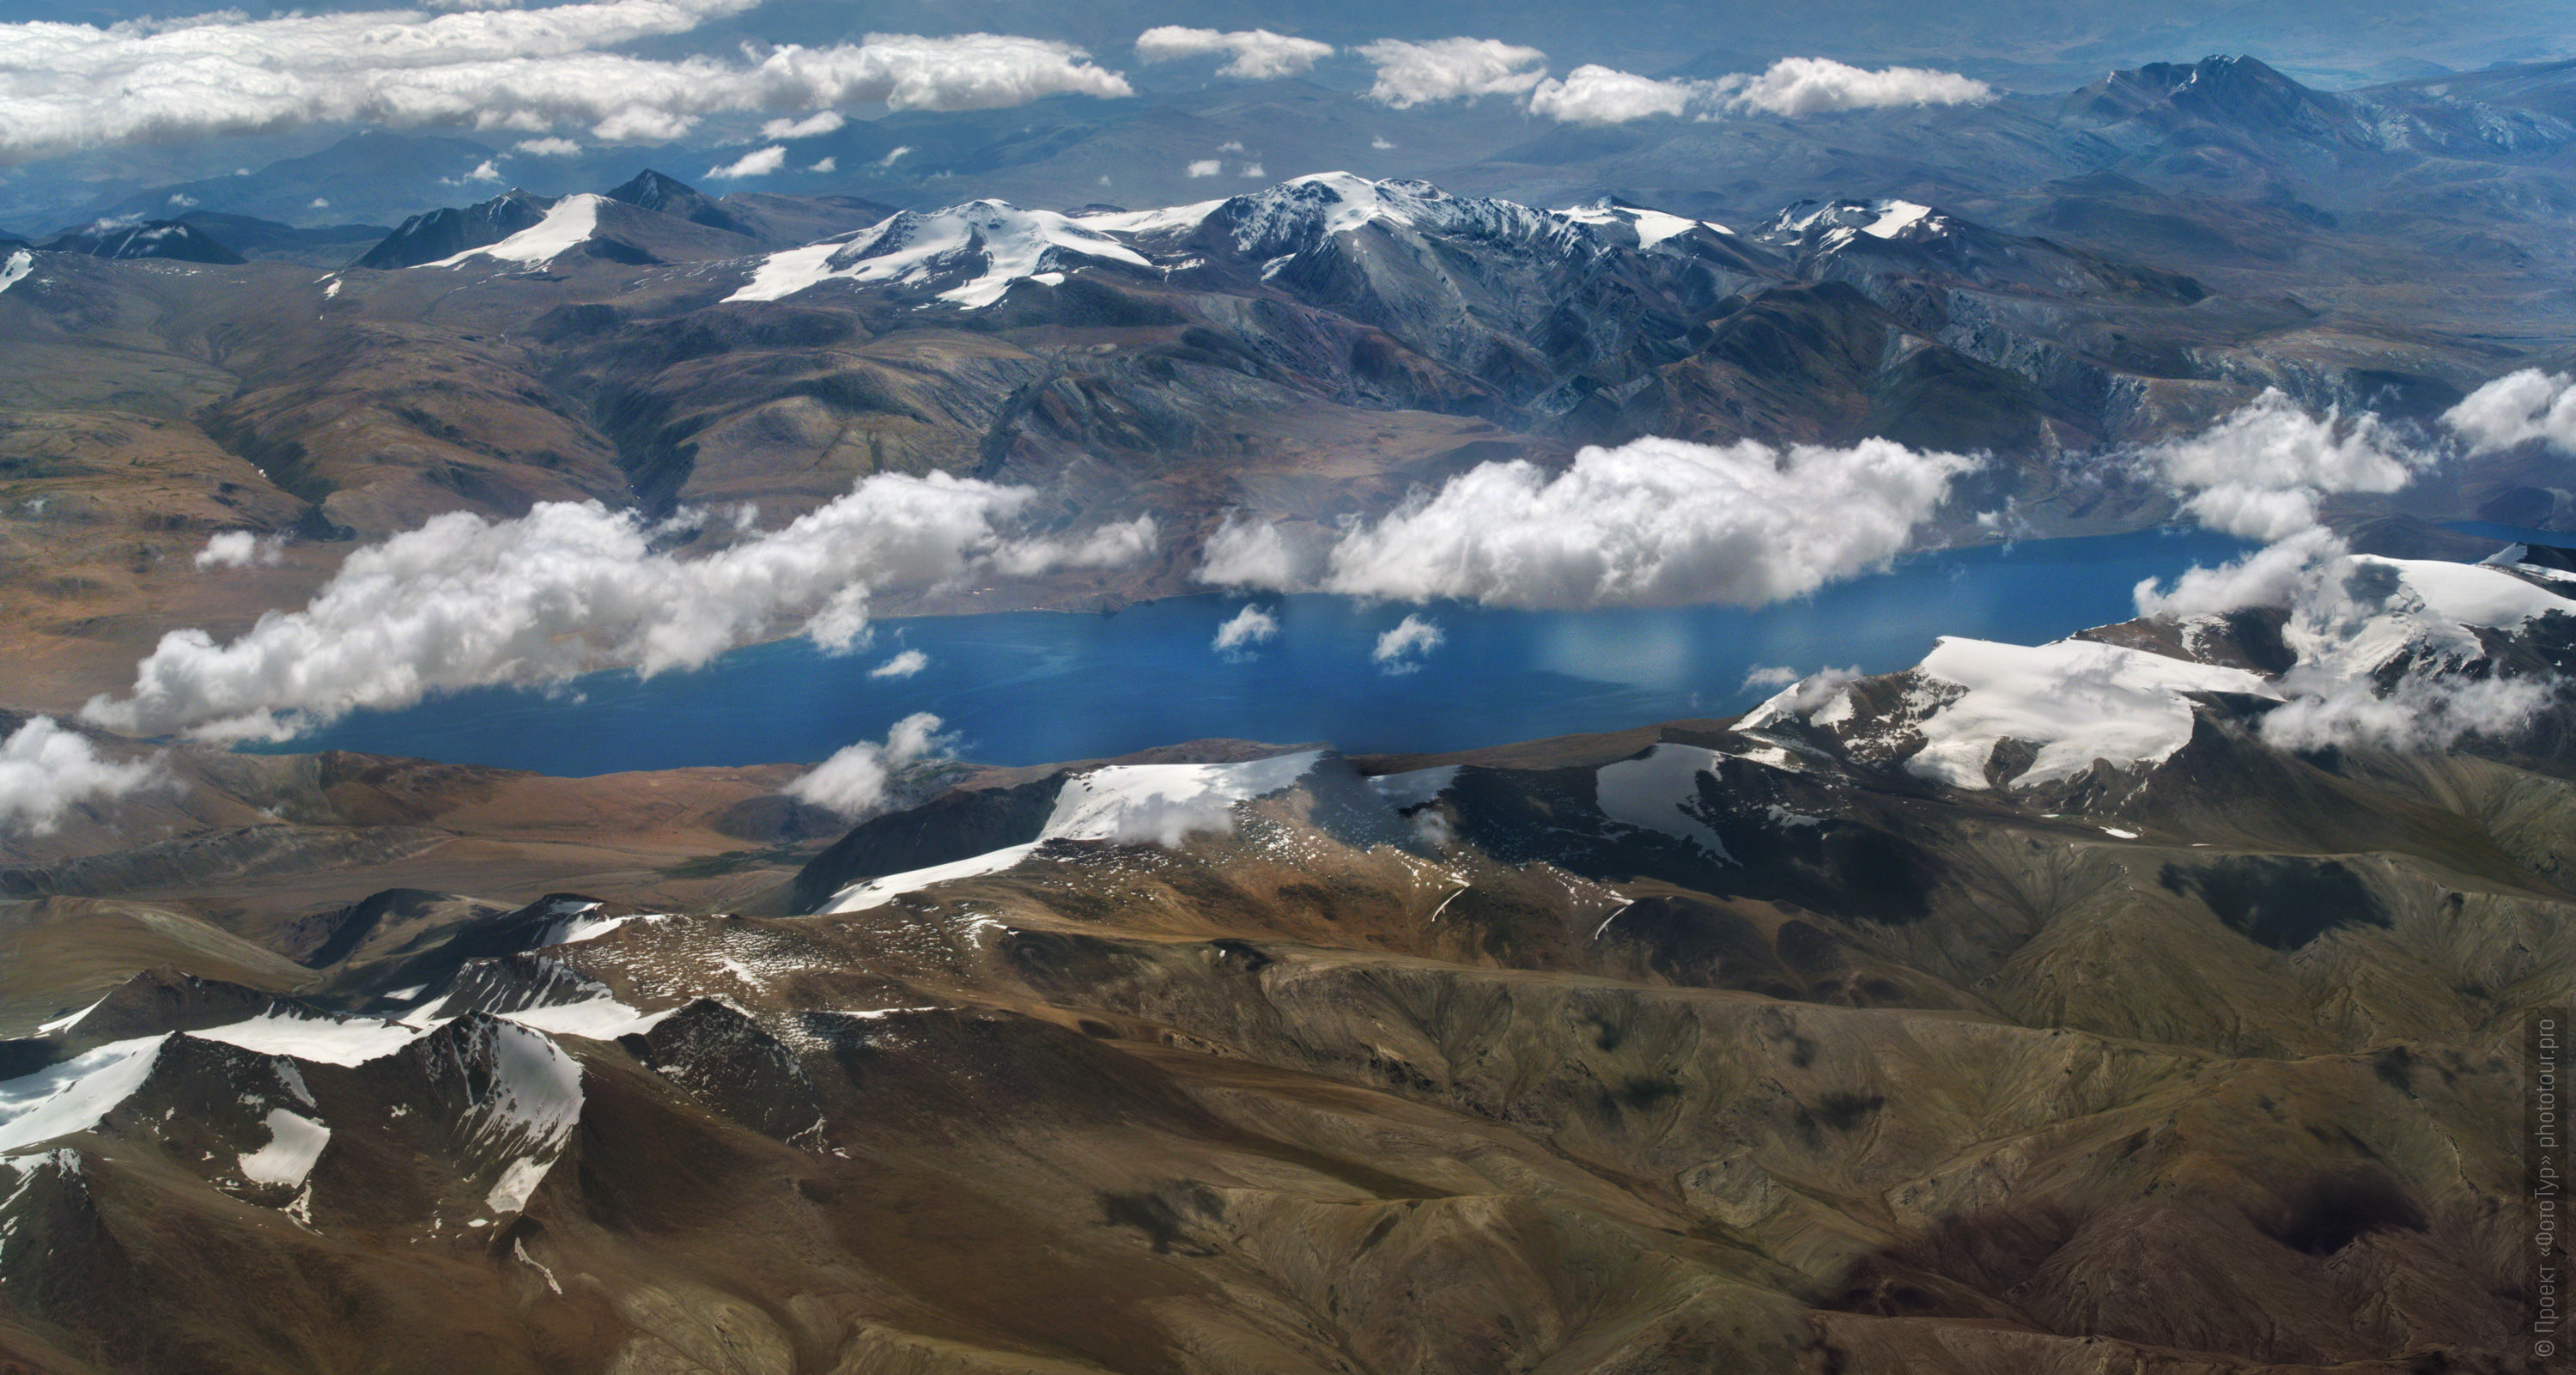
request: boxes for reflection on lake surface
[258,526,2260,776]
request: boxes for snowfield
[427,193,603,269]
[1901,637,2278,789]
[824,751,1327,912]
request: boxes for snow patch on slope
[0,251,31,295]
[823,843,1040,913]
[1862,200,1932,238]
[1045,750,1324,846]
[0,1036,167,1153]
[496,994,676,1040]
[1074,198,1226,236]
[238,1109,329,1187]
[427,193,603,269]
[37,997,103,1036]
[1552,202,1719,247]
[460,1021,583,1214]
[821,751,1329,911]
[194,1008,428,1066]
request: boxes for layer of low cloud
[759,110,844,140]
[1357,37,1546,107]
[2149,387,2425,540]
[2447,368,2576,453]
[1740,665,1802,691]
[1753,665,1865,716]
[0,10,1133,163]
[867,648,929,678]
[194,530,284,570]
[706,144,787,179]
[85,473,1155,742]
[2129,382,2565,756]
[784,711,950,818]
[987,515,1159,576]
[1199,435,1975,610]
[1134,26,1332,81]
[513,136,582,156]
[0,716,164,835]
[1719,57,1990,116]
[1212,604,1279,660]
[1528,65,1698,125]
[1524,56,1990,125]
[2133,527,2341,620]
[2261,667,2551,752]
[1372,613,1444,674]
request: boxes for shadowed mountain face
[39,218,244,265]
[2,132,2564,702]
[351,187,558,270]
[3,554,2573,1372]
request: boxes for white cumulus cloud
[1715,57,1990,116]
[1528,64,1698,124]
[1199,435,1975,609]
[2261,668,2552,752]
[193,530,285,569]
[2133,527,2341,620]
[1356,37,1546,107]
[2446,368,2576,453]
[1752,665,1864,715]
[1196,513,1307,589]
[2134,523,2566,756]
[82,472,1155,742]
[1134,26,1332,80]
[706,144,787,179]
[868,648,929,678]
[0,14,1134,163]
[1372,613,1444,674]
[784,710,951,818]
[1521,56,1990,125]
[2150,388,2427,540]
[1740,664,1803,691]
[760,110,845,140]
[1212,604,1279,660]
[987,514,1159,576]
[1186,158,1222,177]
[513,136,582,155]
[0,716,164,835]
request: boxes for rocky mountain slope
[3,540,2570,1372]
[8,137,2568,713]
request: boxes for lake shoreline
[240,525,2269,778]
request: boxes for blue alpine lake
[257,526,2261,776]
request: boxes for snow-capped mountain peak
[729,198,1151,307]
[425,192,603,269]
[1763,197,1958,246]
